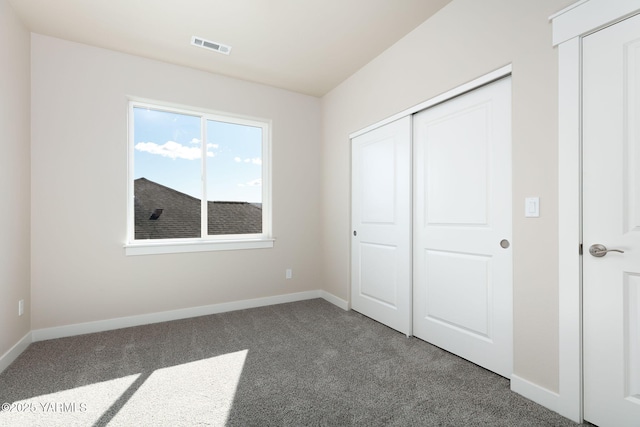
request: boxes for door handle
[589,243,625,257]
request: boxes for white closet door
[413,78,513,377]
[583,13,640,427]
[351,116,412,336]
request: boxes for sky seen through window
[133,107,262,204]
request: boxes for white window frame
[124,99,273,256]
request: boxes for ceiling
[8,0,452,97]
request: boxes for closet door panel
[351,116,412,335]
[413,77,513,377]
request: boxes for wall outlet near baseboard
[18,299,24,316]
[286,269,292,279]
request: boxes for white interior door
[413,77,512,378]
[583,14,640,427]
[351,116,412,336]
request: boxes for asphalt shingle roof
[134,178,262,239]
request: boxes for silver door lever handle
[589,243,625,257]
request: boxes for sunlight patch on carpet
[108,350,248,426]
[0,374,141,426]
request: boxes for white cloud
[190,138,201,144]
[135,141,215,160]
[234,157,262,165]
[245,178,262,187]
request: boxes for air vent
[191,36,232,55]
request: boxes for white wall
[0,0,31,360]
[30,34,323,329]
[321,0,574,393]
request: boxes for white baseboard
[511,374,567,418]
[0,332,32,374]
[31,290,347,342]
[319,290,349,310]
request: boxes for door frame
[553,0,640,422]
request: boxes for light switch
[525,197,540,218]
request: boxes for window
[126,101,272,255]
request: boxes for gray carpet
[0,299,589,426]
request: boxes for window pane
[133,107,202,239]
[206,120,262,235]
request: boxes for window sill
[124,238,275,256]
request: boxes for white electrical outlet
[18,299,24,316]
[286,269,292,279]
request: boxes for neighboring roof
[206,200,263,236]
[134,177,262,240]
